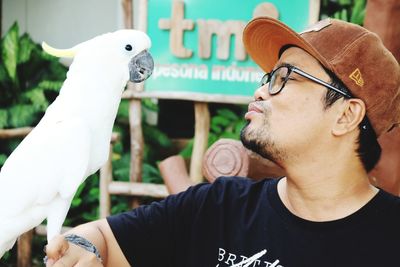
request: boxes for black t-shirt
[107,177,400,267]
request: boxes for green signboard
[145,0,318,97]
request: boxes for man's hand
[45,235,103,267]
[43,220,130,267]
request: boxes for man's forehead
[274,47,322,70]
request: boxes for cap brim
[243,17,329,73]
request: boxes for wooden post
[129,96,143,208]
[308,0,320,25]
[128,0,148,208]
[17,230,33,267]
[159,155,192,194]
[99,144,113,218]
[136,0,148,31]
[190,102,210,183]
[121,0,133,29]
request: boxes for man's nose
[254,85,270,101]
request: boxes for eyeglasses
[260,64,353,98]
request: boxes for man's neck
[277,163,378,222]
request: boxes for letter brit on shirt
[216,247,283,267]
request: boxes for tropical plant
[180,106,247,159]
[320,0,366,25]
[0,22,68,166]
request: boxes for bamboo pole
[108,181,168,198]
[122,0,133,29]
[99,144,113,218]
[308,0,320,25]
[129,97,143,208]
[0,127,33,139]
[190,102,210,183]
[17,230,33,267]
[128,0,148,208]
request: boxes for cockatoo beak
[129,50,154,83]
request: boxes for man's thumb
[45,235,69,264]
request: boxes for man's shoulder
[211,176,277,192]
[378,189,400,210]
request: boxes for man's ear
[332,99,366,136]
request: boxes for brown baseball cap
[243,17,400,137]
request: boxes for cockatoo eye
[125,44,133,51]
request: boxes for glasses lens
[260,73,270,86]
[269,66,290,95]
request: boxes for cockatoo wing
[0,117,91,223]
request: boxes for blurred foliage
[180,107,246,159]
[320,0,366,25]
[0,22,67,166]
[1,0,367,264]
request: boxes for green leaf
[88,188,100,201]
[39,49,59,61]
[216,108,238,121]
[0,154,8,165]
[221,132,238,139]
[22,88,49,111]
[211,116,231,128]
[179,139,194,159]
[208,134,219,147]
[117,99,129,119]
[210,123,222,134]
[142,162,163,184]
[71,198,82,207]
[18,33,36,64]
[0,109,8,128]
[111,201,129,215]
[2,22,19,82]
[114,167,130,181]
[0,63,8,83]
[143,125,172,148]
[341,9,348,21]
[338,0,351,5]
[350,0,366,25]
[234,121,246,134]
[142,98,158,112]
[38,80,63,92]
[82,210,98,221]
[8,104,38,127]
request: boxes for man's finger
[45,235,69,261]
[50,248,80,267]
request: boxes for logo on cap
[349,68,364,87]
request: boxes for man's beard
[240,114,286,164]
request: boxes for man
[45,17,400,267]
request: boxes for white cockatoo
[0,29,154,258]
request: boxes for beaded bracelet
[65,234,102,262]
[43,234,102,264]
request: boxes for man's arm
[45,219,130,267]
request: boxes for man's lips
[245,102,263,119]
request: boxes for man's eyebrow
[273,62,296,70]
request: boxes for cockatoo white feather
[0,29,153,258]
